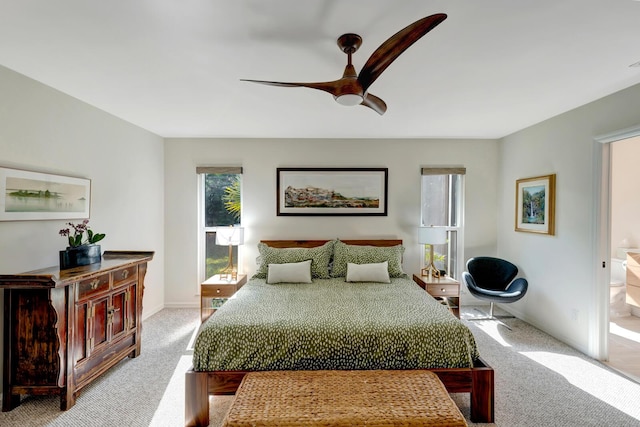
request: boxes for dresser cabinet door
[125,282,137,331]
[74,295,109,362]
[110,287,127,339]
[91,296,110,352]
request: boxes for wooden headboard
[261,239,402,248]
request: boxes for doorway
[595,126,640,382]
[606,135,640,381]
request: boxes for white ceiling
[1,1,640,139]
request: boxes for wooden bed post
[185,369,209,427]
[470,359,494,423]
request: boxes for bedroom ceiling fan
[241,13,447,115]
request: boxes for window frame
[197,167,243,291]
[420,167,465,280]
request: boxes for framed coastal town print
[0,167,91,221]
[277,167,388,216]
[515,173,556,235]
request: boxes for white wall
[164,138,499,306]
[498,83,640,355]
[611,136,640,256]
[0,65,165,388]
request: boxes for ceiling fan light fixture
[335,94,363,106]
[242,14,447,114]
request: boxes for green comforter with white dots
[192,277,479,371]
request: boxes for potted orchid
[59,220,106,269]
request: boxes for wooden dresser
[0,250,153,412]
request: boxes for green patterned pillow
[253,240,334,279]
[331,240,406,278]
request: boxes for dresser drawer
[426,283,459,297]
[78,274,110,300]
[113,266,138,287]
[201,284,236,298]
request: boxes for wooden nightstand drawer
[413,274,460,318]
[201,284,236,298]
[425,283,459,297]
[200,274,247,322]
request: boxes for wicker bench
[222,370,467,427]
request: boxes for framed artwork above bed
[277,167,388,216]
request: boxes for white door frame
[593,124,640,360]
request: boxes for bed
[185,239,494,426]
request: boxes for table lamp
[418,226,447,279]
[216,226,244,280]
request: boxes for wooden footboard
[184,361,494,426]
[432,358,494,423]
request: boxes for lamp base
[421,264,441,279]
[219,244,238,281]
[218,264,237,281]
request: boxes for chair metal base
[466,302,514,330]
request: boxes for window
[197,167,242,282]
[421,167,465,279]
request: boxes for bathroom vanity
[626,252,640,308]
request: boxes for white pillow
[346,261,390,283]
[267,260,312,284]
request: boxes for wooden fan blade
[241,79,340,96]
[358,13,447,91]
[361,93,387,115]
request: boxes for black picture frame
[277,167,388,216]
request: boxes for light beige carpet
[1,307,639,426]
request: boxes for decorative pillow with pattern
[253,240,334,279]
[331,240,405,278]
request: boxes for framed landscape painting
[0,167,91,221]
[277,167,388,216]
[515,173,556,235]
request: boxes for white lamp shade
[215,226,244,246]
[418,226,447,245]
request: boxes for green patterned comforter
[192,277,479,371]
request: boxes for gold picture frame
[515,174,556,235]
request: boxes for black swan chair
[462,257,528,329]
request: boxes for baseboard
[141,302,199,321]
[163,302,199,309]
[494,304,589,356]
[142,303,165,321]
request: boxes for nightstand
[200,274,247,322]
[413,274,460,318]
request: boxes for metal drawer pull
[90,279,101,290]
[441,288,447,292]
[122,270,129,279]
